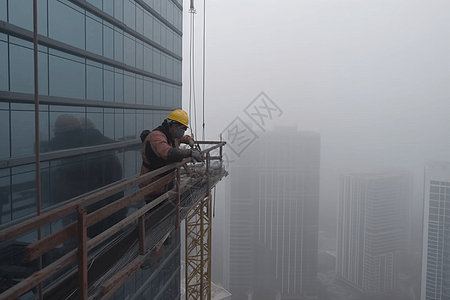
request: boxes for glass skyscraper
[0,0,183,299]
[421,161,450,300]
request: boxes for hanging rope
[202,0,206,141]
[189,2,198,139]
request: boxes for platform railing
[0,141,226,300]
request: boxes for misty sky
[181,0,449,205]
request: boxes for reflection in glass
[10,44,34,94]
[0,175,11,224]
[49,55,85,99]
[11,169,37,220]
[11,110,35,157]
[0,110,9,159]
[104,111,115,140]
[50,113,86,151]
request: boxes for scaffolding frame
[185,153,213,300]
[0,142,225,300]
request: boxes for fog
[180,0,450,298]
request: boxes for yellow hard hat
[167,110,189,127]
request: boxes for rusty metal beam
[0,161,184,243]
[26,172,175,261]
[0,188,173,300]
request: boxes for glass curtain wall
[0,0,183,299]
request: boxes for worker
[139,109,202,203]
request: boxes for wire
[202,0,206,141]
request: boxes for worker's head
[54,114,81,135]
[167,110,188,139]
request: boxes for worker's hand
[191,149,202,162]
[189,139,195,148]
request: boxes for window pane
[115,109,124,140]
[39,52,49,96]
[124,36,135,67]
[9,0,32,31]
[0,110,10,159]
[144,13,153,40]
[144,46,152,72]
[124,0,135,30]
[152,82,160,106]
[114,0,124,22]
[12,168,37,220]
[38,0,48,36]
[144,79,152,105]
[10,44,34,94]
[87,16,103,56]
[114,30,124,62]
[124,110,135,138]
[49,54,85,99]
[115,72,124,102]
[104,69,114,102]
[136,77,143,105]
[49,0,86,50]
[87,65,103,101]
[50,111,86,151]
[104,110,115,140]
[103,25,114,59]
[0,0,6,21]
[124,74,135,104]
[136,42,144,70]
[11,109,35,157]
[136,7,144,35]
[87,0,102,10]
[103,0,113,16]
[0,41,8,92]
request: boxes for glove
[191,149,202,162]
[189,139,195,148]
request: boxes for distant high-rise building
[421,161,450,300]
[336,172,413,297]
[227,127,320,300]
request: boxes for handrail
[0,141,226,300]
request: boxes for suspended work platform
[0,141,227,300]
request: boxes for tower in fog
[336,172,412,297]
[421,161,450,300]
[227,127,320,300]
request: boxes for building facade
[227,128,320,300]
[421,161,450,300]
[0,0,183,299]
[336,172,413,297]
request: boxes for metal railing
[0,141,226,300]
